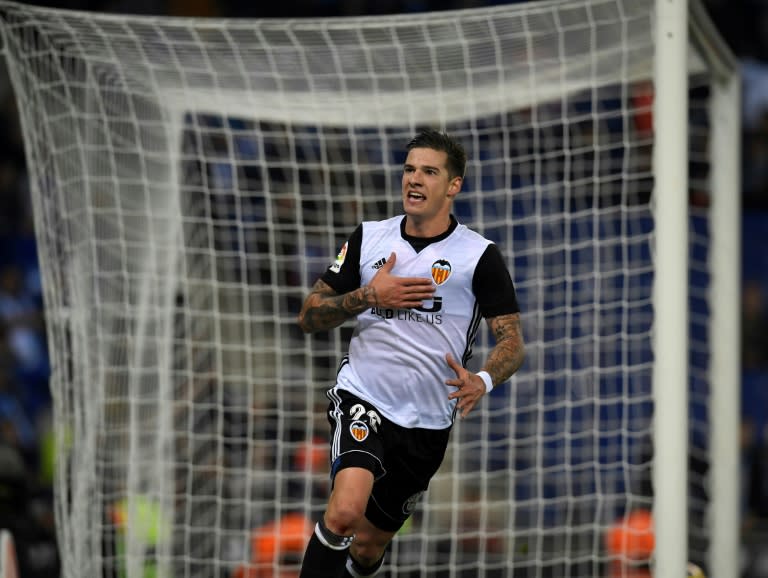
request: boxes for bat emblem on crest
[431,259,452,285]
[349,420,369,442]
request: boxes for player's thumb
[381,252,396,271]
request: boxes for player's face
[401,147,462,233]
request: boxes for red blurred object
[605,508,655,560]
[632,81,654,136]
[232,513,312,578]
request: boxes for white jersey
[329,215,495,429]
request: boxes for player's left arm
[473,242,525,386]
[446,312,525,419]
[482,311,525,386]
[446,243,525,418]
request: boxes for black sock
[299,520,353,578]
[343,553,385,577]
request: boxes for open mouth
[407,192,425,201]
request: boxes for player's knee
[324,502,366,536]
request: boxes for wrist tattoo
[342,287,371,314]
[363,286,377,307]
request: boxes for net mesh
[0,0,729,576]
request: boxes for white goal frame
[653,2,740,577]
[0,0,740,577]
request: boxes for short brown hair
[406,128,467,180]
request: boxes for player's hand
[367,252,435,309]
[445,353,486,419]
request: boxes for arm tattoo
[482,312,525,386]
[297,280,377,333]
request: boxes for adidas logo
[372,257,387,270]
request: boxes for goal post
[0,0,739,577]
[693,3,742,577]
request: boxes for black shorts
[326,387,451,533]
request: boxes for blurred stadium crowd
[0,0,767,577]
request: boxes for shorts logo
[402,491,424,515]
[349,420,369,442]
[431,259,451,285]
[349,403,381,433]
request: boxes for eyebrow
[403,162,442,172]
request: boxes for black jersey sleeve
[472,243,520,318]
[320,224,363,295]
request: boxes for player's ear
[447,176,462,198]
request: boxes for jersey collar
[400,215,458,252]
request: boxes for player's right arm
[297,279,376,333]
[298,252,435,333]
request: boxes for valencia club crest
[431,259,452,285]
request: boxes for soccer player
[297,129,525,577]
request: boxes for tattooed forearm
[297,280,377,333]
[482,312,525,386]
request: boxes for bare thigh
[325,467,374,535]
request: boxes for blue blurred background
[0,1,766,577]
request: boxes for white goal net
[0,0,739,577]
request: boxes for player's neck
[403,214,452,238]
